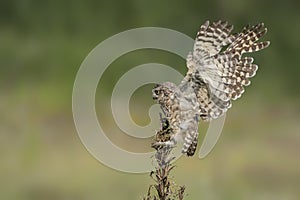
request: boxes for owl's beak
[152,89,160,100]
[152,84,161,100]
[152,91,158,100]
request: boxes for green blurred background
[1,0,300,199]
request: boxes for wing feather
[182,20,270,120]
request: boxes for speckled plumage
[152,20,270,156]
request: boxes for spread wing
[180,20,270,121]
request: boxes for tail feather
[182,132,199,156]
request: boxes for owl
[152,20,270,156]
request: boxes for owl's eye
[154,89,160,95]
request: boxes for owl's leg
[160,105,167,116]
[152,114,176,150]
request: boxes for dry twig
[143,114,185,200]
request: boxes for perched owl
[152,20,270,156]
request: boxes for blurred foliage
[1,0,300,98]
[1,0,300,200]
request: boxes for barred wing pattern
[153,20,269,156]
[184,20,270,121]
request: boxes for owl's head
[152,82,178,104]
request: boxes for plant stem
[143,114,185,200]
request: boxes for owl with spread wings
[152,20,270,156]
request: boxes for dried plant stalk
[143,114,185,200]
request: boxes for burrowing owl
[152,20,270,156]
